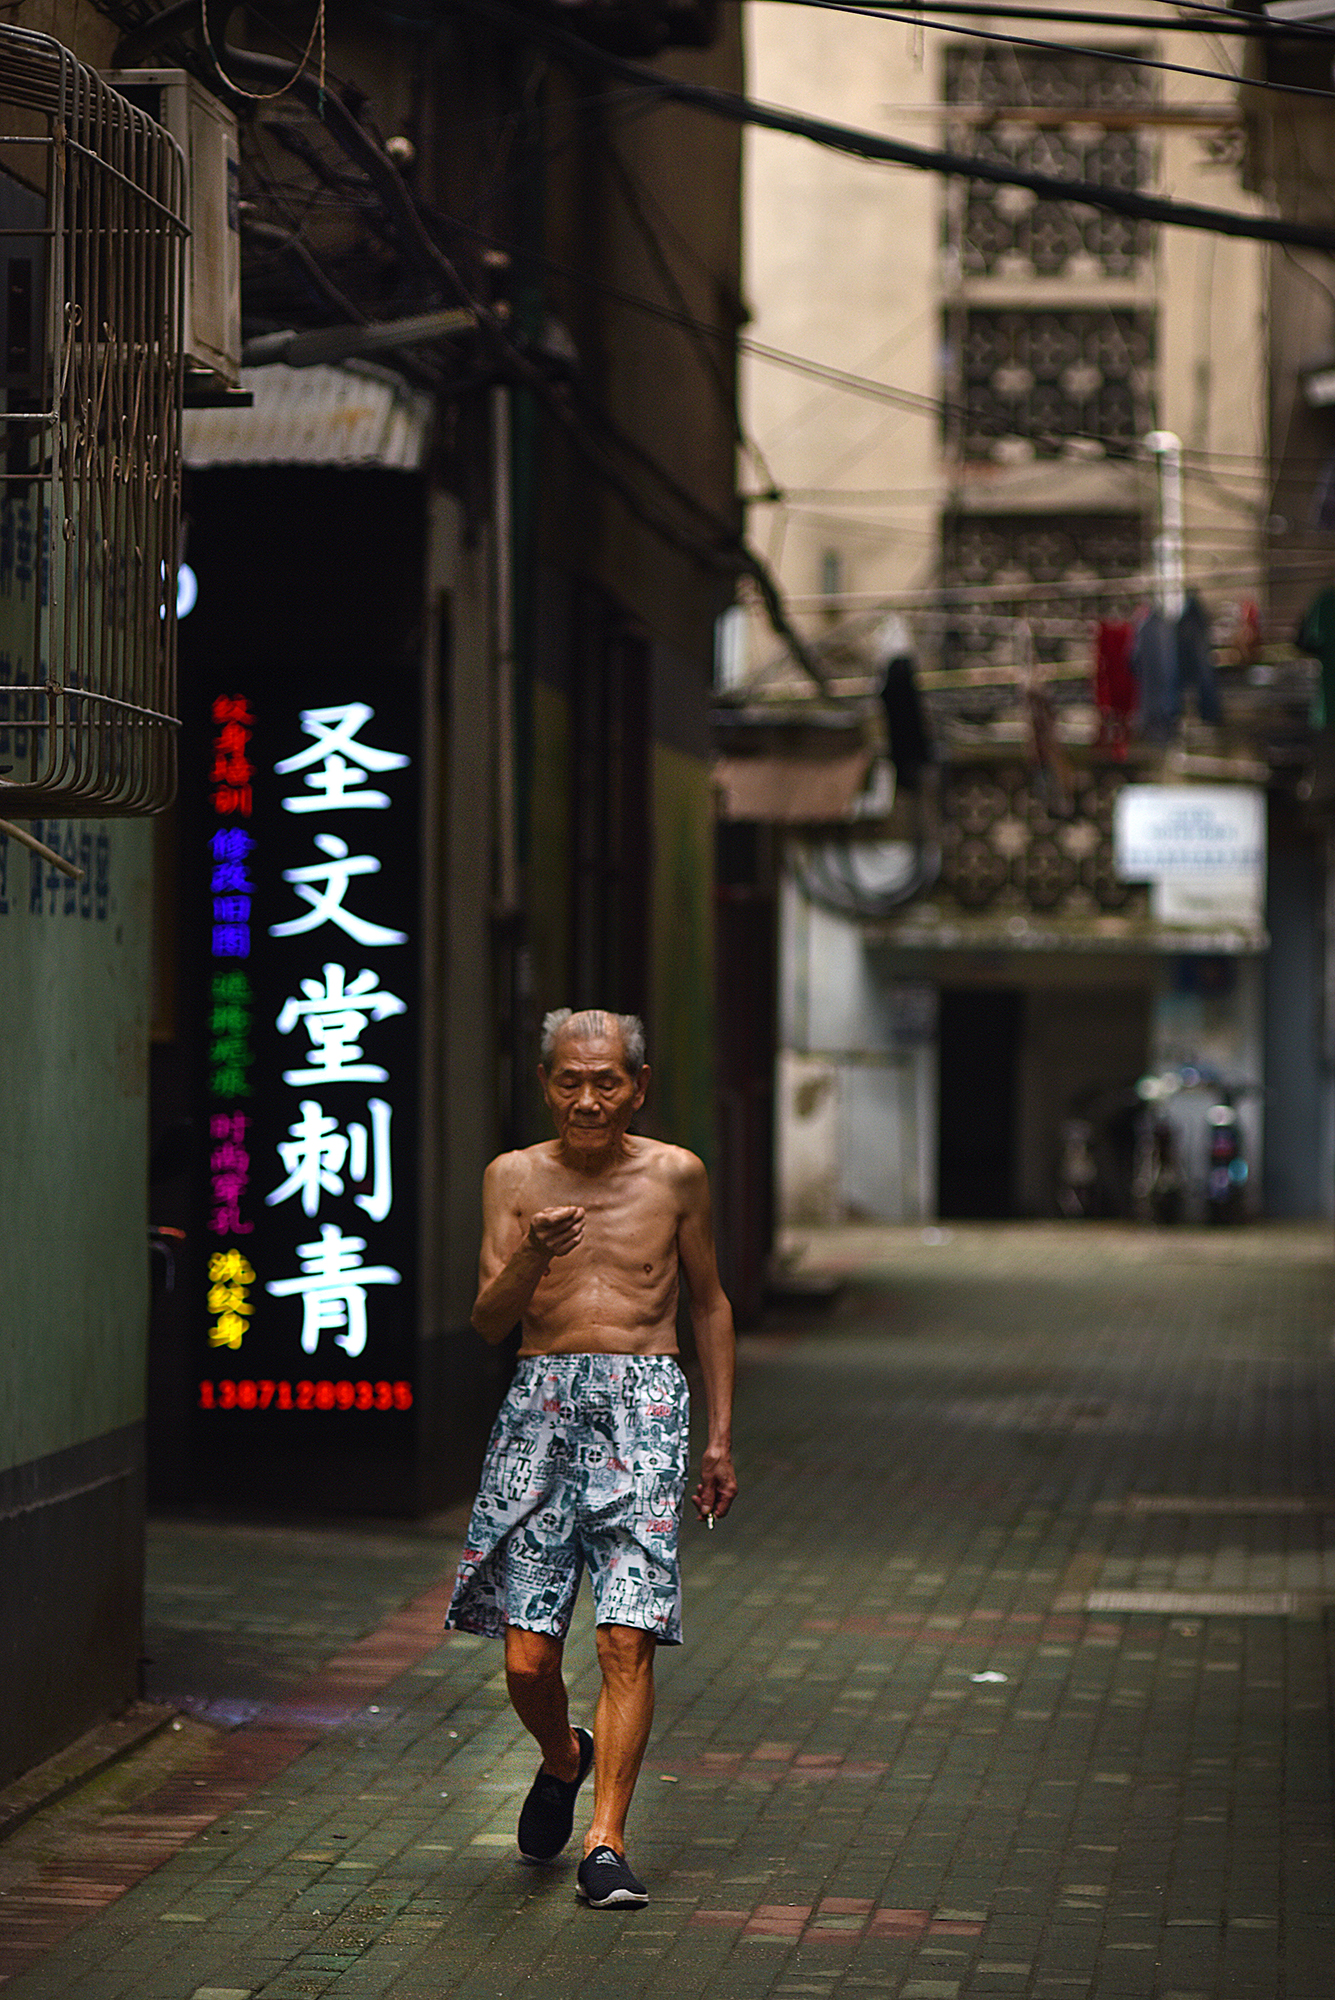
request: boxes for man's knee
[595,1623,656,1683]
[504,1625,564,1689]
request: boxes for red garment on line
[1094,618,1136,758]
[1095,620,1136,715]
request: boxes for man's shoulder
[631,1137,708,1191]
[483,1143,557,1190]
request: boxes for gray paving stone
[4,1226,1335,1999]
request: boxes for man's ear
[633,1063,651,1107]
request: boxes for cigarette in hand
[707,1512,715,1530]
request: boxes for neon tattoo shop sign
[199,692,419,1421]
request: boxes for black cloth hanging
[1176,594,1221,725]
[880,654,933,791]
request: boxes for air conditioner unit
[105,68,241,394]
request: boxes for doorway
[937,986,1023,1217]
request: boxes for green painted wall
[650,743,715,1167]
[0,818,152,1472]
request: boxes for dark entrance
[938,986,1022,1218]
[569,586,651,1021]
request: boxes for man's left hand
[692,1444,738,1522]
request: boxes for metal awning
[715,749,873,822]
[182,362,432,470]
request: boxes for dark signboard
[198,685,420,1434]
[182,472,424,1486]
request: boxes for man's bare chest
[521,1172,678,1259]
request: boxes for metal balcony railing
[0,26,186,817]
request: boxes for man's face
[540,1028,648,1154]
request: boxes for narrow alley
[2,1222,1332,2000]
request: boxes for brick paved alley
[2,1222,1333,2000]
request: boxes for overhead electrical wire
[430,204,1302,487]
[442,0,1335,249]
[594,125,782,501]
[114,0,833,684]
[758,0,1335,42]
[363,0,1335,42]
[752,0,1335,106]
[122,0,1335,326]
[122,0,1326,678]
[429,156,1321,483]
[792,837,944,916]
[248,124,1290,525]
[443,0,1335,109]
[284,4,1330,484]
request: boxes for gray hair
[541,1008,646,1077]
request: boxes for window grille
[939,762,1144,916]
[949,131,1152,281]
[939,511,1145,679]
[943,46,1157,285]
[947,307,1156,461]
[0,27,185,817]
[943,43,1154,113]
[935,42,1156,702]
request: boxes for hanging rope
[200,0,326,106]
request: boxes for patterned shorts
[444,1352,690,1646]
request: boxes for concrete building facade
[732,1,1327,1229]
[4,0,745,1779]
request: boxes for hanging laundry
[880,652,933,790]
[1130,597,1221,742]
[1235,599,1261,667]
[1176,593,1221,725]
[1094,618,1136,758]
[1298,587,1335,731]
[1132,609,1179,744]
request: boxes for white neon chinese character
[350,1098,393,1222]
[269,835,407,947]
[266,1097,393,1222]
[267,1100,348,1216]
[276,962,406,1085]
[275,702,409,813]
[265,1223,401,1357]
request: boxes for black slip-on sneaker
[517,1726,595,1863]
[575,1845,648,1908]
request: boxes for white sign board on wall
[1113,786,1266,881]
[1150,874,1264,928]
[1113,785,1266,932]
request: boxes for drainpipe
[491,381,524,1149]
[1145,429,1185,620]
[492,382,519,921]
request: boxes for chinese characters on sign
[206,697,257,1347]
[207,1246,255,1351]
[212,693,254,818]
[199,693,417,1415]
[0,820,110,919]
[263,705,409,1365]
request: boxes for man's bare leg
[584,1624,656,1856]
[505,1625,582,1781]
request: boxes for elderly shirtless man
[444,1008,738,1908]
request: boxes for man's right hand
[527,1205,585,1260]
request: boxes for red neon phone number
[198,1378,413,1412]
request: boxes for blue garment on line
[1132,611,1178,743]
[1132,596,1219,741]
